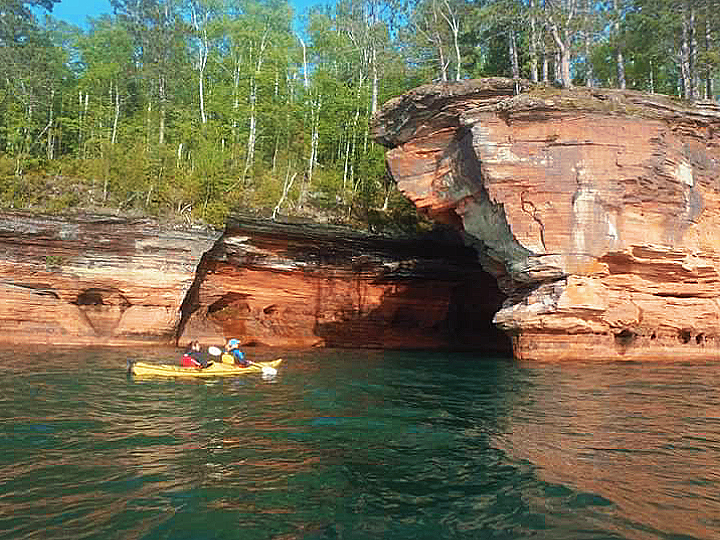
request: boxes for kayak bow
[128,359,282,378]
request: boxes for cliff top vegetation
[2,0,718,231]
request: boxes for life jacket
[180,354,202,368]
[231,348,249,366]
[221,349,246,365]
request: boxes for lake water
[1,346,719,540]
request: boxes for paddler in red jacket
[180,340,209,368]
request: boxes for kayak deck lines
[128,358,282,378]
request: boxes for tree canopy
[1,0,718,229]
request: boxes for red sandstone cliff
[176,216,508,352]
[372,78,720,361]
[0,213,218,345]
[0,212,508,353]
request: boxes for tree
[698,0,720,99]
[621,0,718,99]
[111,0,188,146]
[185,0,226,126]
[611,0,627,89]
[544,0,579,88]
[410,0,452,81]
[77,18,134,147]
[0,0,60,45]
[528,0,540,82]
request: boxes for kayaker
[180,340,208,368]
[222,338,249,367]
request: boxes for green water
[1,347,719,540]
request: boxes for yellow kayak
[129,359,282,378]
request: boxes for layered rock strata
[0,212,219,345]
[0,211,509,353]
[372,78,720,361]
[177,216,509,352]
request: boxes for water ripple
[0,348,719,539]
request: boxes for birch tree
[544,0,577,88]
[77,19,134,148]
[410,0,451,81]
[221,0,294,187]
[611,0,626,89]
[0,0,63,163]
[439,0,464,81]
[187,0,220,124]
[524,0,541,82]
[111,0,186,146]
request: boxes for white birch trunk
[440,0,462,81]
[509,28,520,79]
[681,3,693,100]
[111,82,120,145]
[199,66,207,124]
[649,59,655,94]
[190,1,209,124]
[546,0,575,88]
[159,76,166,145]
[371,45,378,115]
[585,28,594,87]
[307,97,321,187]
[146,98,152,153]
[46,89,54,160]
[243,77,257,182]
[83,92,89,158]
[298,36,309,89]
[613,0,626,89]
[548,22,572,87]
[298,96,321,210]
[343,128,352,192]
[529,0,539,83]
[78,91,83,152]
[432,0,448,82]
[242,31,269,183]
[273,170,297,220]
[232,57,241,160]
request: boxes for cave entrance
[447,271,511,355]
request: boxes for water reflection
[1,348,720,540]
[494,361,720,540]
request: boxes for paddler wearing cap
[221,338,249,367]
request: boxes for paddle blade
[208,346,222,356]
[261,366,278,376]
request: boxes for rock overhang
[372,78,720,361]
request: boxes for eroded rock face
[176,216,509,353]
[0,211,509,352]
[0,212,219,345]
[372,78,720,361]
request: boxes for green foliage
[0,174,34,209]
[45,191,82,213]
[1,0,719,232]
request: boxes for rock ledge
[372,78,720,361]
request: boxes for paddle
[207,345,277,376]
[255,363,278,376]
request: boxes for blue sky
[47,0,113,27]
[45,0,319,28]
